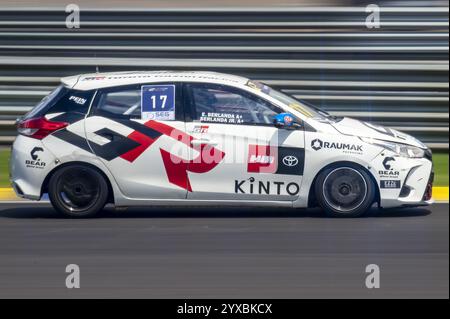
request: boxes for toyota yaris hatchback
[10,71,434,217]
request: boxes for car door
[84,82,192,200]
[184,82,306,201]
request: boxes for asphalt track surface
[0,202,448,299]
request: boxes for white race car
[10,71,434,217]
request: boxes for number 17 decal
[141,84,176,121]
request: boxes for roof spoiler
[61,74,81,89]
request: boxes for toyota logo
[282,155,299,167]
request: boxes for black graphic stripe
[50,112,86,124]
[52,129,92,153]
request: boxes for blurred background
[0,0,448,187]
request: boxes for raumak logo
[25,147,46,169]
[311,139,363,154]
[235,177,300,196]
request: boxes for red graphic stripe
[145,120,194,147]
[160,149,192,192]
[117,120,225,192]
[120,130,156,162]
[160,144,225,192]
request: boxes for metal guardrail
[0,7,448,148]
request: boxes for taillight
[17,117,68,140]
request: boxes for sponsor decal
[52,119,225,192]
[282,155,298,167]
[192,125,209,134]
[248,145,277,174]
[141,85,176,121]
[83,76,106,81]
[380,180,401,189]
[311,138,363,154]
[247,145,304,175]
[382,157,395,170]
[25,147,46,169]
[379,157,400,179]
[68,96,87,105]
[199,112,244,124]
[235,177,300,196]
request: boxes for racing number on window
[150,95,168,110]
[141,84,175,120]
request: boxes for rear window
[24,85,95,119]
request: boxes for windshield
[246,80,333,121]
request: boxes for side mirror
[273,113,301,129]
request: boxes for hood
[330,117,427,149]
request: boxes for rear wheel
[315,165,376,217]
[48,165,109,218]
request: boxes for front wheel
[48,165,109,218]
[315,165,376,217]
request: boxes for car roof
[61,71,249,91]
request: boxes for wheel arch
[41,161,115,204]
[307,161,380,208]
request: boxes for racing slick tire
[48,164,109,218]
[315,165,376,217]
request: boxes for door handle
[191,139,218,147]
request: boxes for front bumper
[370,152,434,208]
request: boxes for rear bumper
[11,181,40,200]
[9,135,57,201]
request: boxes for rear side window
[96,89,141,119]
[93,83,183,121]
[24,85,67,119]
[24,86,95,119]
[49,89,95,115]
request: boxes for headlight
[360,137,426,158]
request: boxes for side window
[94,83,181,120]
[50,89,95,115]
[96,88,141,119]
[188,83,281,125]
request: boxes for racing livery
[10,71,434,217]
